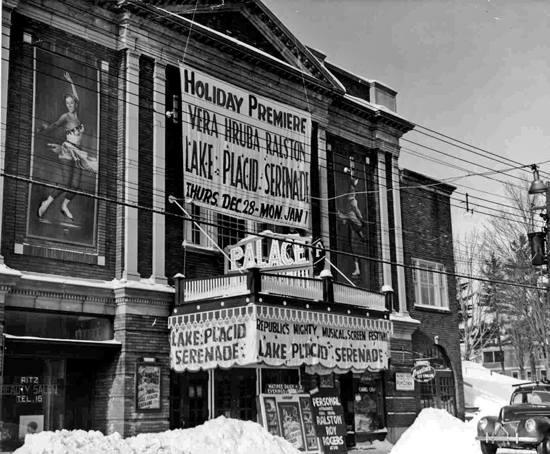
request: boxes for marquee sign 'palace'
[181,65,312,230]
[225,232,311,273]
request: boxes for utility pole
[528,164,550,378]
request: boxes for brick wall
[400,169,465,418]
[3,13,120,280]
[94,291,171,436]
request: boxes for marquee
[169,305,392,373]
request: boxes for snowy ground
[14,362,518,454]
[15,417,301,454]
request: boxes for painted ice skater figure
[35,71,98,221]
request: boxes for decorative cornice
[390,313,420,340]
[8,287,114,305]
[117,1,339,96]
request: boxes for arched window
[412,332,457,415]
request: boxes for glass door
[170,371,209,429]
[214,368,257,421]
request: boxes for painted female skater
[36,71,97,220]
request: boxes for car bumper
[476,435,539,444]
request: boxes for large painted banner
[180,64,311,229]
[28,48,99,246]
[169,306,391,373]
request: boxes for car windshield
[514,390,550,404]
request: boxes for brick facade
[0,0,463,446]
[401,169,465,419]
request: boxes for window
[184,204,216,249]
[217,214,246,250]
[512,371,519,379]
[482,350,503,364]
[183,204,250,250]
[483,351,494,363]
[412,259,449,309]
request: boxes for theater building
[0,0,463,450]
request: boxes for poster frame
[26,46,100,248]
[135,360,162,412]
[258,393,321,454]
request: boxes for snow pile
[390,408,480,454]
[16,430,130,454]
[16,417,300,454]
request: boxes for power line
[1,170,545,292]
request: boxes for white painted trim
[318,127,331,267]
[414,304,451,313]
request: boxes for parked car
[476,382,550,454]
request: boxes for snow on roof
[3,334,122,346]
[344,94,412,124]
[13,270,175,293]
[324,59,397,94]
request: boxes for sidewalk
[348,440,393,454]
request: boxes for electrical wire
[1,3,546,291]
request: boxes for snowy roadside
[14,408,483,454]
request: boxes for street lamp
[528,165,550,267]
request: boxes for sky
[262,0,550,239]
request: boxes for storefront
[0,309,120,451]
[168,301,392,448]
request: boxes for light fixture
[529,165,547,195]
[529,165,548,212]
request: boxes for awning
[4,334,121,359]
[169,305,392,373]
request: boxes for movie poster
[27,48,99,246]
[278,401,305,450]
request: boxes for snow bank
[390,408,480,454]
[462,360,525,416]
[15,417,300,454]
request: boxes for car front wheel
[538,441,549,454]
[480,442,497,454]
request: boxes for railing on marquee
[181,270,387,312]
[184,274,248,302]
[333,281,386,311]
[261,273,323,301]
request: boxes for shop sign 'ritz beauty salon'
[180,64,312,229]
[169,306,392,373]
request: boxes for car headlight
[525,419,537,433]
[479,418,489,431]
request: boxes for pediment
[155,0,341,89]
